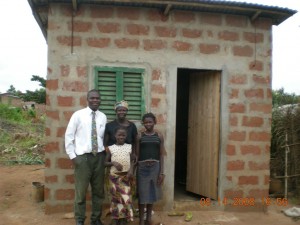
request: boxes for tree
[6,75,46,104]
[7,85,17,95]
[272,88,300,107]
[6,85,22,97]
[31,75,46,88]
[22,75,46,104]
[22,89,45,104]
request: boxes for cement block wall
[44,4,272,213]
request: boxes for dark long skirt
[137,160,161,204]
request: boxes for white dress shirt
[65,107,107,159]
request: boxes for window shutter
[96,70,117,119]
[95,67,145,121]
[123,71,144,120]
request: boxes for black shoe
[90,220,103,225]
[76,220,84,225]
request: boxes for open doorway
[174,68,221,201]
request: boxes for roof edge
[28,0,297,40]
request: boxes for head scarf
[114,100,129,110]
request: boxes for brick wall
[45,4,272,213]
[0,95,23,108]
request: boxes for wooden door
[186,71,220,199]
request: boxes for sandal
[184,212,193,222]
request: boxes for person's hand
[131,154,137,165]
[71,157,78,166]
[112,162,123,171]
[127,171,133,180]
[157,174,165,185]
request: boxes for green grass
[0,103,45,165]
[0,103,39,123]
[0,131,11,143]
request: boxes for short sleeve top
[108,143,132,174]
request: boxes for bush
[0,104,25,122]
[0,103,38,124]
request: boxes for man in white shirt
[65,89,107,225]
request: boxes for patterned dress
[108,143,134,221]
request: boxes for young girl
[136,113,165,225]
[105,127,134,225]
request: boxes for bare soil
[0,164,299,225]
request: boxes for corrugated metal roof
[28,0,297,40]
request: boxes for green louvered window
[94,66,145,121]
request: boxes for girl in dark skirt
[136,113,165,225]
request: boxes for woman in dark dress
[104,100,138,156]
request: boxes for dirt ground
[0,164,299,225]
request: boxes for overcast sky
[0,0,299,94]
[0,0,47,93]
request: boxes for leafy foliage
[21,88,46,104]
[272,88,300,107]
[0,104,37,123]
[7,85,17,94]
[31,75,46,88]
[0,104,25,122]
[6,75,46,104]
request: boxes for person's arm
[131,123,138,160]
[65,114,77,160]
[127,144,134,179]
[104,123,109,152]
[104,149,112,167]
[104,147,123,171]
[157,132,165,185]
[133,133,141,173]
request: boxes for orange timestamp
[199,197,289,207]
[261,197,289,206]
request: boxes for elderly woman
[104,100,138,155]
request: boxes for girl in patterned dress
[136,113,165,225]
[105,127,134,225]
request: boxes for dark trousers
[74,152,105,222]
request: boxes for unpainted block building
[28,0,296,213]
